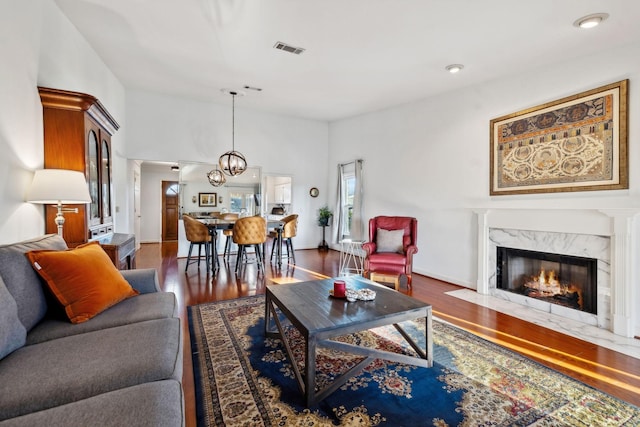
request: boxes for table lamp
[27,169,92,237]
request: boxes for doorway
[162,181,179,241]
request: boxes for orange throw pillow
[26,241,139,324]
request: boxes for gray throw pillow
[0,275,26,360]
[376,228,404,253]
[0,234,67,330]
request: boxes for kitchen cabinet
[39,87,120,247]
[274,183,292,204]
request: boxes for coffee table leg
[265,299,308,397]
[264,293,272,336]
[305,334,317,407]
[426,307,433,367]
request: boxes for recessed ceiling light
[445,64,464,74]
[573,13,609,29]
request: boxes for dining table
[199,218,285,270]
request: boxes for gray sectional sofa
[0,234,184,426]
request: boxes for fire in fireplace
[496,247,597,314]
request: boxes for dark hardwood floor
[136,242,640,427]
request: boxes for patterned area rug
[188,295,640,426]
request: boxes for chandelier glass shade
[218,91,247,177]
[207,167,226,187]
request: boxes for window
[334,160,364,242]
[165,183,179,196]
[228,187,258,215]
[341,173,356,238]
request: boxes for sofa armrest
[120,268,160,294]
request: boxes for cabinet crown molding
[38,87,120,135]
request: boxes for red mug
[333,280,346,298]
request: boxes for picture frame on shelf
[490,80,628,196]
[198,192,217,207]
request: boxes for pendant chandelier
[219,91,247,176]
[206,165,226,187]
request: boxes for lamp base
[53,202,79,238]
[54,202,65,237]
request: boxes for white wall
[0,1,45,243]
[329,44,640,333]
[125,90,329,248]
[0,0,126,244]
[329,45,640,285]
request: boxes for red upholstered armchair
[362,216,418,287]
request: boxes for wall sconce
[27,169,92,237]
[192,196,197,203]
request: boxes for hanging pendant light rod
[231,91,236,152]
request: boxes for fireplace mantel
[474,208,639,338]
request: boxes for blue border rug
[188,295,640,426]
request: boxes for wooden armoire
[38,87,120,248]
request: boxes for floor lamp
[27,169,92,237]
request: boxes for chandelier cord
[231,92,236,151]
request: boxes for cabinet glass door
[87,130,100,224]
[101,139,112,221]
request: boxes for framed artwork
[198,192,217,207]
[490,80,628,195]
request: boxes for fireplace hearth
[496,247,597,315]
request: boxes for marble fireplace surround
[475,208,638,338]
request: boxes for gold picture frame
[490,80,628,195]
[198,192,217,207]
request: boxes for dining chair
[270,214,298,265]
[182,214,211,272]
[220,213,239,260]
[232,216,267,273]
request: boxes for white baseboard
[412,268,476,289]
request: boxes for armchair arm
[362,241,377,256]
[120,268,161,294]
[406,244,418,257]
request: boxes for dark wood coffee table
[264,276,432,406]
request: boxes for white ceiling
[55,0,640,122]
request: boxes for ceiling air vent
[273,41,305,55]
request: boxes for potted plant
[317,206,332,251]
[317,206,333,226]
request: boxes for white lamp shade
[27,169,92,204]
